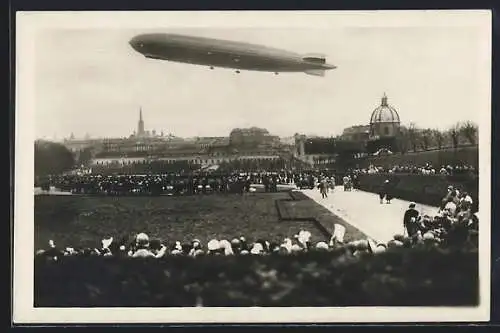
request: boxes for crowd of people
[36,174,478,262]
[36,202,478,262]
[35,171,338,196]
[89,156,311,176]
[35,154,479,279]
[353,163,477,176]
[403,183,477,237]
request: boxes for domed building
[364,93,402,154]
[369,93,401,139]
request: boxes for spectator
[403,203,420,237]
[129,233,166,258]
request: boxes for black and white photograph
[14,10,491,323]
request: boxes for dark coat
[403,208,420,235]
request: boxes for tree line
[396,121,478,154]
[35,140,75,178]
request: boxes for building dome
[369,94,400,124]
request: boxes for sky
[32,15,489,140]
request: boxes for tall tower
[137,107,145,137]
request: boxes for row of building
[61,94,402,168]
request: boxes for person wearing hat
[385,181,394,204]
[403,203,420,237]
[130,233,167,258]
[317,178,329,199]
[440,185,456,210]
[378,179,390,204]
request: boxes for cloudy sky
[31,12,489,140]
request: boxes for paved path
[302,186,439,244]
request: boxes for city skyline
[35,94,479,142]
[32,14,489,140]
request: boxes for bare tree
[407,123,420,152]
[420,129,433,151]
[432,129,445,150]
[396,126,409,154]
[459,121,478,145]
[448,123,461,149]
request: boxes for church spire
[137,107,145,137]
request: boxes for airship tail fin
[304,69,326,77]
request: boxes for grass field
[34,192,362,250]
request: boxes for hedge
[356,174,479,208]
[34,246,478,307]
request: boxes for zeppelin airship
[129,33,336,76]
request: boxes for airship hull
[129,33,336,75]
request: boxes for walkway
[301,186,439,244]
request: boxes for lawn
[34,192,355,249]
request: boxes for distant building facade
[229,127,280,148]
[293,134,337,167]
[340,125,370,142]
[60,110,292,168]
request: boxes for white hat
[250,247,261,255]
[356,239,369,251]
[240,250,249,255]
[136,233,149,245]
[315,241,329,250]
[250,243,264,254]
[207,239,220,251]
[423,232,435,240]
[373,244,387,254]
